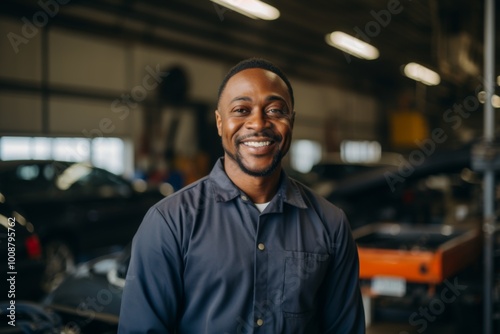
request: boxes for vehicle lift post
[472,0,497,332]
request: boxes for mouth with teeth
[242,141,272,148]
[235,130,282,158]
[238,138,278,156]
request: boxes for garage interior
[0,0,499,333]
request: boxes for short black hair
[217,58,294,108]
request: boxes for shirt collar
[208,158,308,210]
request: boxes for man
[118,58,365,333]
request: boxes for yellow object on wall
[389,111,429,148]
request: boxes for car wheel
[41,239,76,293]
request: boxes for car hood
[42,250,127,323]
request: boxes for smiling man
[118,58,365,334]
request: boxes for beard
[222,136,283,177]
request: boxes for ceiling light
[403,62,440,86]
[325,31,379,60]
[492,95,500,108]
[478,91,486,103]
[210,0,280,20]
[477,91,500,108]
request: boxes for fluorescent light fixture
[492,95,500,108]
[325,31,379,60]
[478,91,486,103]
[210,0,280,20]
[479,91,500,108]
[403,62,440,86]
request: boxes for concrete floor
[366,321,457,334]
[362,291,483,334]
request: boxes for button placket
[253,215,268,332]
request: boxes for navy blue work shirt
[118,158,365,333]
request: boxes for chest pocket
[282,251,330,316]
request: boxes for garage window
[0,136,127,175]
[340,140,381,163]
[290,140,322,173]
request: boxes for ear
[290,111,296,129]
[215,110,222,136]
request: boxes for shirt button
[256,318,264,326]
[257,243,265,251]
[241,195,248,201]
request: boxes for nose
[245,109,270,131]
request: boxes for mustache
[235,130,281,144]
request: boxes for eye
[266,108,285,116]
[232,107,248,114]
[268,108,282,113]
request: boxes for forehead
[222,68,291,102]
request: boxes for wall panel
[0,18,42,82]
[0,92,42,134]
[49,96,131,136]
[49,28,127,91]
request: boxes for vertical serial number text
[6,217,16,326]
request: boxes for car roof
[326,146,472,198]
[0,160,74,171]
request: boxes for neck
[223,158,281,203]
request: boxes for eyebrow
[230,95,288,105]
[230,96,252,103]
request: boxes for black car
[0,199,45,301]
[287,153,402,197]
[317,146,483,229]
[0,160,166,292]
[42,247,128,334]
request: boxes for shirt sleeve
[118,206,183,334]
[321,209,366,333]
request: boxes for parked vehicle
[317,146,483,229]
[287,152,402,199]
[42,247,128,334]
[0,160,166,292]
[0,198,45,300]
